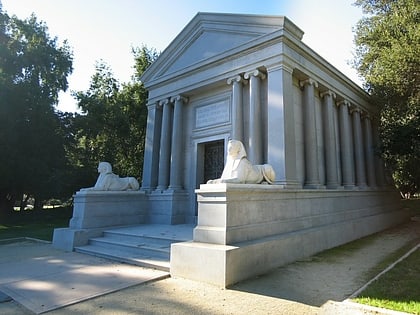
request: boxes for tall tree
[353,0,420,197]
[0,9,73,213]
[72,46,158,184]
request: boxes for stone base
[149,190,189,224]
[52,190,147,251]
[170,184,409,287]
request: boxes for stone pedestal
[148,190,189,224]
[170,184,408,287]
[52,190,147,251]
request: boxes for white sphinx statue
[207,140,275,184]
[81,162,140,191]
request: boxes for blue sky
[2,0,363,112]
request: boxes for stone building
[140,12,388,224]
[53,12,407,286]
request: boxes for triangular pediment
[141,13,303,84]
[165,29,257,74]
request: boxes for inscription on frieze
[195,100,230,129]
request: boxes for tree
[0,8,73,213]
[353,0,420,197]
[71,46,158,184]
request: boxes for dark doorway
[203,140,225,183]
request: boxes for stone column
[362,113,376,187]
[320,90,339,188]
[169,95,188,190]
[244,69,266,165]
[337,100,355,189]
[141,102,163,191]
[266,63,300,188]
[156,99,173,191]
[227,75,245,143]
[300,78,320,188]
[351,106,367,188]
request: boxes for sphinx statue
[81,162,140,191]
[207,140,275,184]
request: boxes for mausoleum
[140,12,391,223]
[53,12,408,287]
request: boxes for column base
[344,184,358,190]
[272,180,302,189]
[304,183,326,189]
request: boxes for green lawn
[353,246,420,314]
[0,207,72,241]
[351,199,420,314]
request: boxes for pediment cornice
[141,12,304,86]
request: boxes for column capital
[244,69,266,80]
[157,98,170,109]
[147,101,159,110]
[336,99,350,108]
[170,95,188,104]
[159,98,169,105]
[319,90,336,99]
[227,75,245,85]
[350,105,362,114]
[299,78,318,89]
[361,111,372,120]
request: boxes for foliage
[0,8,73,213]
[353,0,420,197]
[0,4,156,218]
[353,248,420,314]
[71,46,158,182]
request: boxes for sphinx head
[227,140,247,160]
[97,162,112,174]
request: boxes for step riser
[75,247,169,272]
[88,239,170,259]
[102,232,177,247]
[74,224,194,272]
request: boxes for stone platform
[170,183,409,287]
[53,190,148,251]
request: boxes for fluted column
[227,75,245,143]
[320,90,339,188]
[244,69,265,165]
[266,63,300,188]
[169,95,188,190]
[156,99,173,191]
[300,78,320,188]
[362,113,376,187]
[337,100,355,189]
[351,106,367,188]
[141,102,163,191]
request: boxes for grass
[353,247,420,314]
[0,206,73,241]
[350,199,420,314]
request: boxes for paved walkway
[0,220,419,315]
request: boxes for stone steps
[75,224,194,272]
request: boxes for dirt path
[1,220,419,315]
